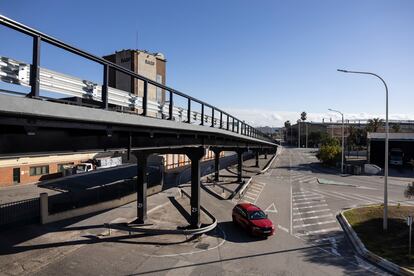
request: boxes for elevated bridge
[0,15,277,228]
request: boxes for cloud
[225,108,414,127]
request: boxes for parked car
[232,203,275,238]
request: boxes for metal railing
[0,14,274,144]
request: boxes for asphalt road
[29,147,414,275]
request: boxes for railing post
[29,36,41,98]
[232,117,235,132]
[227,114,230,130]
[169,91,173,120]
[200,104,204,126]
[187,98,191,123]
[142,80,148,116]
[211,107,215,127]
[220,112,223,129]
[101,64,109,109]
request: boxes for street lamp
[328,109,345,174]
[337,68,389,231]
[297,119,301,148]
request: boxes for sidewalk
[0,187,182,276]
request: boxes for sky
[1,0,414,127]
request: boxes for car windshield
[248,210,267,220]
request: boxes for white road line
[253,183,266,204]
[244,195,256,200]
[294,220,337,228]
[295,227,341,236]
[326,190,374,203]
[293,200,326,206]
[309,189,353,201]
[292,193,319,198]
[249,187,261,192]
[293,196,324,202]
[277,224,289,233]
[293,209,331,216]
[292,204,328,210]
[246,191,259,196]
[293,214,333,222]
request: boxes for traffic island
[106,189,217,236]
[338,205,414,275]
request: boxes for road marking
[293,220,337,229]
[265,203,278,213]
[246,191,259,196]
[292,204,328,210]
[244,195,256,200]
[292,193,318,198]
[309,189,352,201]
[293,196,324,202]
[277,224,289,233]
[293,209,331,216]
[293,214,333,222]
[293,200,326,206]
[295,227,340,236]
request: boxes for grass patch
[344,205,414,270]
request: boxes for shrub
[317,144,341,165]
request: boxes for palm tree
[300,111,307,122]
[366,118,384,132]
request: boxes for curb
[106,188,217,236]
[337,210,414,276]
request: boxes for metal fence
[0,14,274,144]
[0,197,40,229]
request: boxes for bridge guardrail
[0,14,275,144]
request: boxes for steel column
[220,112,223,128]
[168,91,173,120]
[142,80,148,116]
[237,149,246,183]
[213,149,221,182]
[187,98,191,123]
[101,64,109,109]
[211,108,215,127]
[29,36,41,98]
[187,147,206,228]
[200,104,204,125]
[136,152,148,224]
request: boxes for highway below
[27,147,414,275]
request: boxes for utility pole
[306,123,308,148]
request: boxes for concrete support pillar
[237,149,246,183]
[264,150,268,159]
[212,148,222,182]
[255,151,259,167]
[187,147,206,228]
[135,152,148,224]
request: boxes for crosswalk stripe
[295,227,340,236]
[294,220,337,229]
[293,209,331,216]
[309,189,352,201]
[293,214,333,222]
[293,196,324,202]
[293,200,326,206]
[293,204,328,210]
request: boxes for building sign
[145,59,155,66]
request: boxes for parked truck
[75,156,123,173]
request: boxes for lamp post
[328,109,345,174]
[337,69,389,231]
[297,119,301,148]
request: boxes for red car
[232,203,275,237]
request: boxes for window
[58,163,74,173]
[29,165,49,176]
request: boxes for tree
[366,118,384,132]
[316,136,341,165]
[284,121,291,143]
[284,120,291,128]
[392,123,401,133]
[301,111,307,122]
